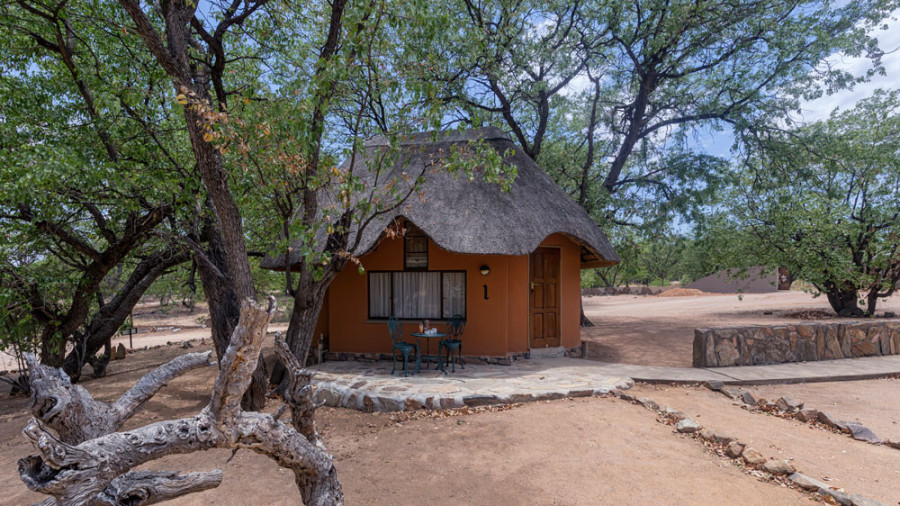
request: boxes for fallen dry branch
[18,297,343,506]
[25,351,214,444]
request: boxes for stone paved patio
[310,354,900,412]
[310,357,634,412]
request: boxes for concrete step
[529,346,567,359]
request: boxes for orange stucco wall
[319,233,583,356]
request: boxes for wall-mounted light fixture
[479,265,490,276]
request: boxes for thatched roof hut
[260,127,618,270]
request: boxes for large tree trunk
[826,289,863,317]
[865,290,883,317]
[61,250,191,381]
[194,218,269,410]
[272,274,335,388]
[18,298,343,506]
[115,0,268,410]
[580,301,594,327]
[38,328,65,369]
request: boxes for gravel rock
[789,474,862,506]
[664,407,687,421]
[818,411,848,431]
[724,441,745,458]
[844,422,882,444]
[711,431,735,444]
[828,489,854,506]
[741,447,767,465]
[637,397,658,410]
[789,472,826,491]
[676,418,702,433]
[794,408,820,423]
[705,380,725,391]
[775,396,804,412]
[884,439,900,449]
[722,387,743,399]
[849,494,887,506]
[697,429,733,444]
[762,459,795,475]
[740,391,759,406]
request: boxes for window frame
[403,232,429,270]
[367,269,467,320]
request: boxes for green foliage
[723,90,900,314]
[0,0,198,369]
[417,0,899,233]
[0,285,40,371]
[581,228,719,287]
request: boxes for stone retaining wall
[693,321,900,367]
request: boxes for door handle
[530,282,535,291]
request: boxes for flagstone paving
[310,358,634,412]
[310,354,900,412]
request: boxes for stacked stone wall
[693,321,900,367]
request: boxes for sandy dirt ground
[582,291,900,367]
[0,302,289,372]
[0,343,814,506]
[630,381,900,505]
[2,294,899,505]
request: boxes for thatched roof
[260,127,619,270]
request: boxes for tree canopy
[719,90,900,315]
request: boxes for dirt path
[630,382,900,504]
[582,291,900,367]
[0,345,811,506]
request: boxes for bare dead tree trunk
[18,297,343,506]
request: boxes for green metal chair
[388,316,417,377]
[441,314,466,372]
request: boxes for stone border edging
[613,388,888,506]
[324,346,584,367]
[704,381,900,450]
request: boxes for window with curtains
[368,271,466,319]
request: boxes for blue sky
[561,9,900,159]
[689,11,900,159]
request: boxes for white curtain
[442,272,466,318]
[368,272,392,318]
[369,271,465,319]
[393,272,441,318]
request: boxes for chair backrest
[388,316,403,344]
[448,314,465,339]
